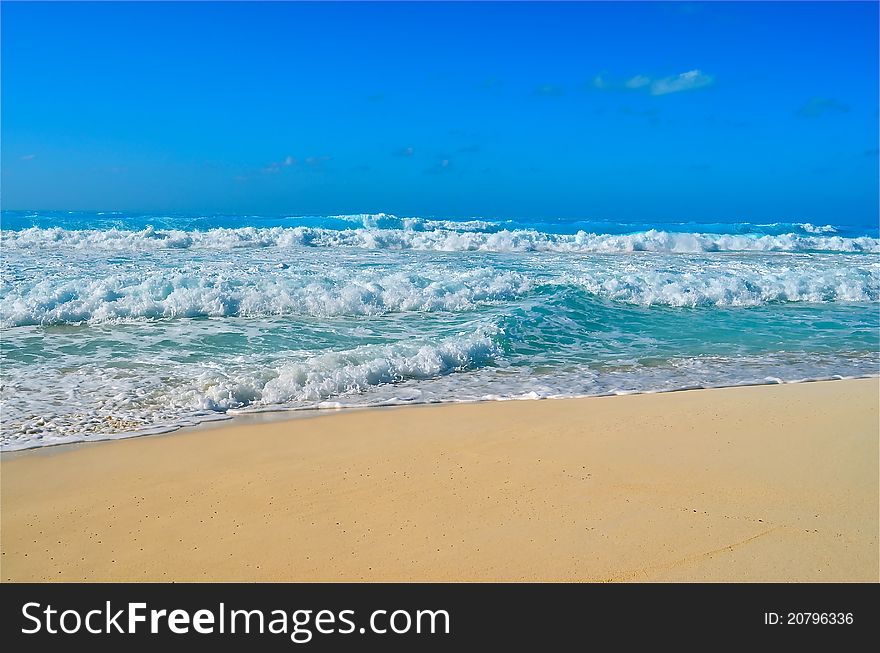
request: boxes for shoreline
[2,378,877,582]
[4,373,878,456]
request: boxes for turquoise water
[1,211,878,449]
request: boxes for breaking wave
[3,225,877,253]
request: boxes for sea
[1,211,878,450]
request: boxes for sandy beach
[2,378,877,583]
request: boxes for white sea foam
[3,214,878,450]
[2,254,877,326]
[800,223,839,234]
[564,260,880,307]
[756,222,839,234]
[1,327,501,449]
[3,225,877,253]
[330,212,502,232]
[3,342,876,451]
[0,267,534,326]
[180,329,501,413]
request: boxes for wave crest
[0,268,533,326]
[3,225,877,253]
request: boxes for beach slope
[2,379,877,582]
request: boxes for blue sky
[2,1,878,224]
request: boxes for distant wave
[755,221,839,234]
[2,225,878,253]
[330,213,503,232]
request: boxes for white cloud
[262,155,298,173]
[625,75,652,89]
[20,154,36,161]
[304,155,331,166]
[425,157,452,175]
[650,70,714,96]
[590,70,713,95]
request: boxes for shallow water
[2,211,878,449]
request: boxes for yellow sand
[2,379,877,582]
